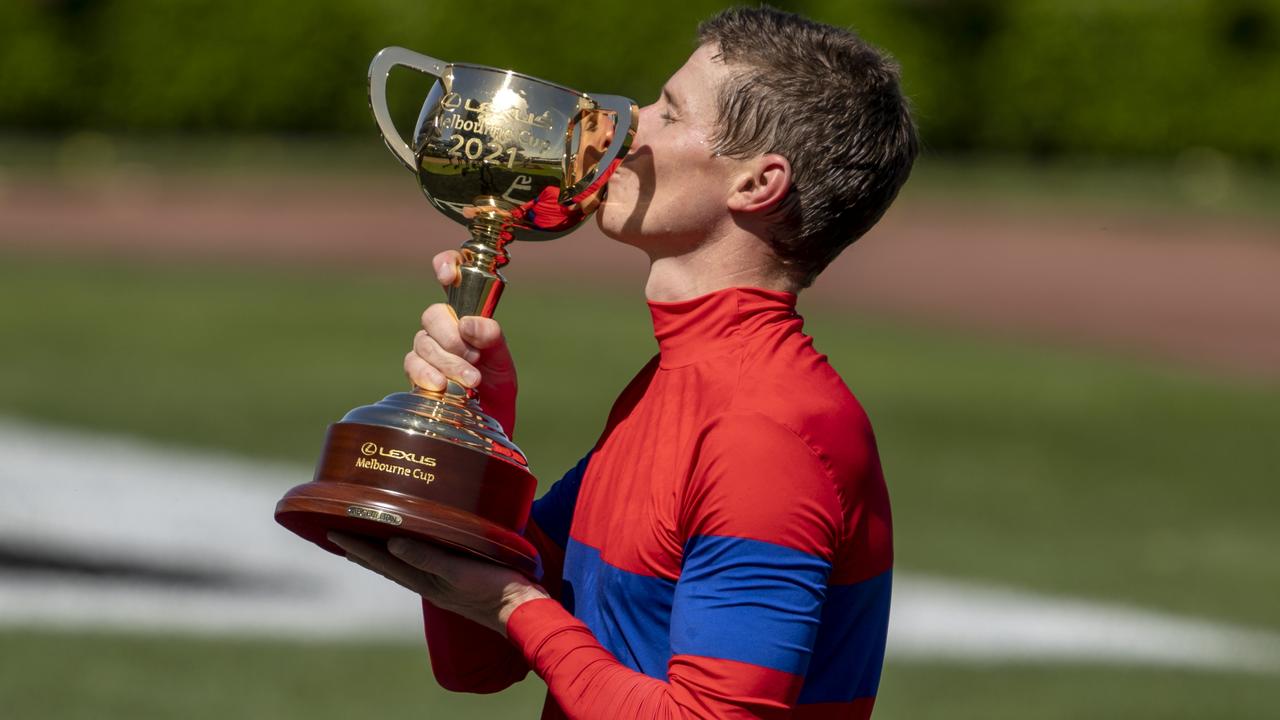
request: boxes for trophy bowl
[274,47,637,578]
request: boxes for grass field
[2,251,1278,718]
[3,629,1278,720]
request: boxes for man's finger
[330,533,412,582]
[433,250,462,286]
[387,536,455,576]
[421,304,477,359]
[413,331,481,388]
[346,551,402,587]
[458,317,515,377]
[329,531,379,557]
[405,351,447,391]
[458,317,506,351]
[329,532,446,598]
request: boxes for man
[333,6,917,719]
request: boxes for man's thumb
[459,316,505,350]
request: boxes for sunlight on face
[597,44,737,255]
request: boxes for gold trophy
[275,47,636,578]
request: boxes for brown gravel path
[2,175,1277,379]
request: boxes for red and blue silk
[421,287,893,719]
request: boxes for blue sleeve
[529,450,593,550]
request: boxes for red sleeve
[422,518,565,693]
[506,413,844,719]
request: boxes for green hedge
[2,0,1278,161]
[817,0,1280,160]
[0,0,744,134]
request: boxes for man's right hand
[404,250,518,434]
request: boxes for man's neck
[643,235,798,302]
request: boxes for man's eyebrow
[662,86,682,111]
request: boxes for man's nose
[631,103,658,145]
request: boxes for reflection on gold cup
[274,47,637,577]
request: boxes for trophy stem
[426,197,515,403]
[448,196,512,320]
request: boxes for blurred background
[2,0,1278,718]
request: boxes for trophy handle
[562,93,638,202]
[369,46,447,172]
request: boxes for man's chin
[594,201,628,242]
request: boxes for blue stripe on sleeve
[670,534,831,676]
[797,569,892,703]
[562,539,676,678]
[529,451,593,549]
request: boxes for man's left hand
[328,532,549,637]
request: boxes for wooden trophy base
[275,419,540,578]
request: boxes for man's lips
[608,160,635,181]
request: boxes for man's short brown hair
[698,6,918,288]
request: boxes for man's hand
[404,250,518,433]
[328,532,549,637]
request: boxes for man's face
[597,44,736,254]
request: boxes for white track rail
[1,418,1277,671]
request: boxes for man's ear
[726,153,792,214]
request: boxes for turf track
[1,170,1278,378]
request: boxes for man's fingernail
[464,349,481,364]
[461,369,480,386]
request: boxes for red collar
[648,287,798,369]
